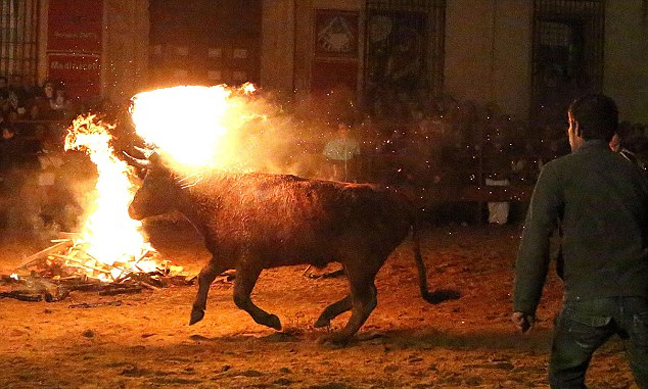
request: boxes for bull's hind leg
[233,265,282,331]
[190,259,228,325]
[314,295,351,328]
[326,264,380,344]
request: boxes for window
[0,0,41,85]
[149,0,261,88]
[531,0,605,127]
[364,0,446,119]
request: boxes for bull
[127,154,458,344]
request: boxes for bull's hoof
[265,314,282,331]
[423,289,461,304]
[189,308,205,325]
[313,316,330,328]
[320,332,352,347]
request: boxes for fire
[130,83,259,172]
[64,114,157,281]
[26,84,262,282]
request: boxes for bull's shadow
[183,325,552,352]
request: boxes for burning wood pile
[2,85,259,304]
[0,233,194,303]
[0,114,195,303]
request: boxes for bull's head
[127,151,179,221]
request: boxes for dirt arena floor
[0,219,641,389]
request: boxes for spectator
[322,121,361,182]
[512,94,648,388]
[378,127,414,184]
[609,127,648,173]
[8,74,32,104]
[0,124,23,193]
[0,76,9,102]
[0,96,12,119]
[483,139,511,225]
[41,80,56,100]
[49,87,71,119]
[0,124,22,229]
[31,80,56,119]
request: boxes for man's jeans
[549,296,648,388]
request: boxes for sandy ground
[0,220,640,389]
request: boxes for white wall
[604,0,648,123]
[444,0,532,119]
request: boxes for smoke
[6,152,97,242]
[8,84,365,240]
[129,84,363,180]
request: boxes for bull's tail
[411,219,461,304]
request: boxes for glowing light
[130,84,261,173]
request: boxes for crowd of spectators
[0,74,81,236]
[2,78,648,230]
[0,75,75,170]
[307,92,648,190]
[287,89,648,223]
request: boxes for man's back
[516,139,648,306]
[512,94,648,388]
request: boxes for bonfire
[2,83,261,302]
[3,115,186,301]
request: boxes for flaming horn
[122,145,157,169]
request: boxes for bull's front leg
[233,264,282,331]
[190,259,228,325]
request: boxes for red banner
[47,0,103,99]
[47,53,101,99]
[47,0,103,53]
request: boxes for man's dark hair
[568,94,618,142]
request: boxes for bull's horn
[122,151,150,168]
[134,145,156,158]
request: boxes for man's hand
[511,311,534,333]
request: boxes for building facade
[1,0,647,123]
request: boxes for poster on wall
[47,53,102,99]
[47,0,102,53]
[314,10,359,58]
[364,11,427,117]
[47,0,103,99]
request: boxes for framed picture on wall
[314,9,359,58]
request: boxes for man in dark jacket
[512,94,648,388]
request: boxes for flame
[130,83,259,173]
[46,83,261,282]
[64,115,157,280]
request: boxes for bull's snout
[128,203,144,220]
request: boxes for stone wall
[103,0,149,104]
[260,0,362,97]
